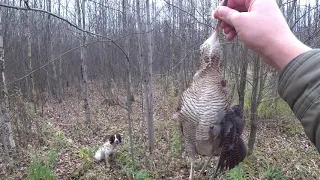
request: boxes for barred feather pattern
[174,18,247,180]
[216,105,247,173]
[175,32,229,157]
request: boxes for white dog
[94,134,122,167]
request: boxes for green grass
[265,167,286,180]
[75,146,97,169]
[226,164,248,180]
[243,89,293,119]
[257,98,293,119]
[27,163,56,180]
[171,125,182,154]
[135,170,152,180]
[118,143,136,169]
[280,119,304,136]
[116,143,152,179]
[27,148,58,180]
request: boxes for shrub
[27,162,56,180]
[75,146,97,169]
[265,167,286,180]
[135,171,151,180]
[226,164,248,180]
[171,125,182,154]
[27,149,58,180]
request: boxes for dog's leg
[104,153,111,168]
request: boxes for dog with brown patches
[94,134,122,168]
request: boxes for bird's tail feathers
[215,133,247,173]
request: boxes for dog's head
[109,134,122,145]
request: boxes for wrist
[262,34,311,72]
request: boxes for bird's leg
[197,154,214,180]
[189,157,194,180]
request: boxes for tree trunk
[26,10,36,114]
[238,45,249,112]
[145,0,155,153]
[77,0,91,123]
[177,0,188,91]
[136,0,149,167]
[46,0,58,99]
[0,15,15,150]
[0,116,10,163]
[123,0,135,168]
[57,0,63,101]
[248,53,260,155]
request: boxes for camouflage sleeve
[278,49,320,153]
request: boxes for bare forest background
[0,0,320,179]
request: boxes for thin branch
[4,40,109,87]
[290,6,318,29]
[303,28,320,44]
[163,0,215,29]
[220,62,254,86]
[87,0,123,14]
[155,41,235,76]
[0,2,134,69]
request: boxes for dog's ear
[116,134,122,143]
[109,135,115,144]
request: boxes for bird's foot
[189,167,194,180]
[189,173,193,180]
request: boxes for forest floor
[1,85,320,180]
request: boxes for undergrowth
[27,148,58,180]
[226,164,287,180]
[4,84,320,180]
[117,143,152,179]
[171,124,182,154]
[243,91,293,118]
[265,167,286,180]
[75,146,98,169]
[26,123,73,180]
[226,163,248,180]
[280,119,304,136]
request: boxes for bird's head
[199,31,222,69]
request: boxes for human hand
[213,0,311,71]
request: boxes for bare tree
[0,1,318,170]
[247,53,268,154]
[123,0,135,169]
[238,45,249,112]
[145,0,155,153]
[26,6,36,113]
[0,14,15,166]
[77,0,91,123]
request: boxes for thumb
[214,6,240,27]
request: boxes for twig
[163,0,215,29]
[2,40,108,87]
[0,2,136,70]
[115,160,133,180]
